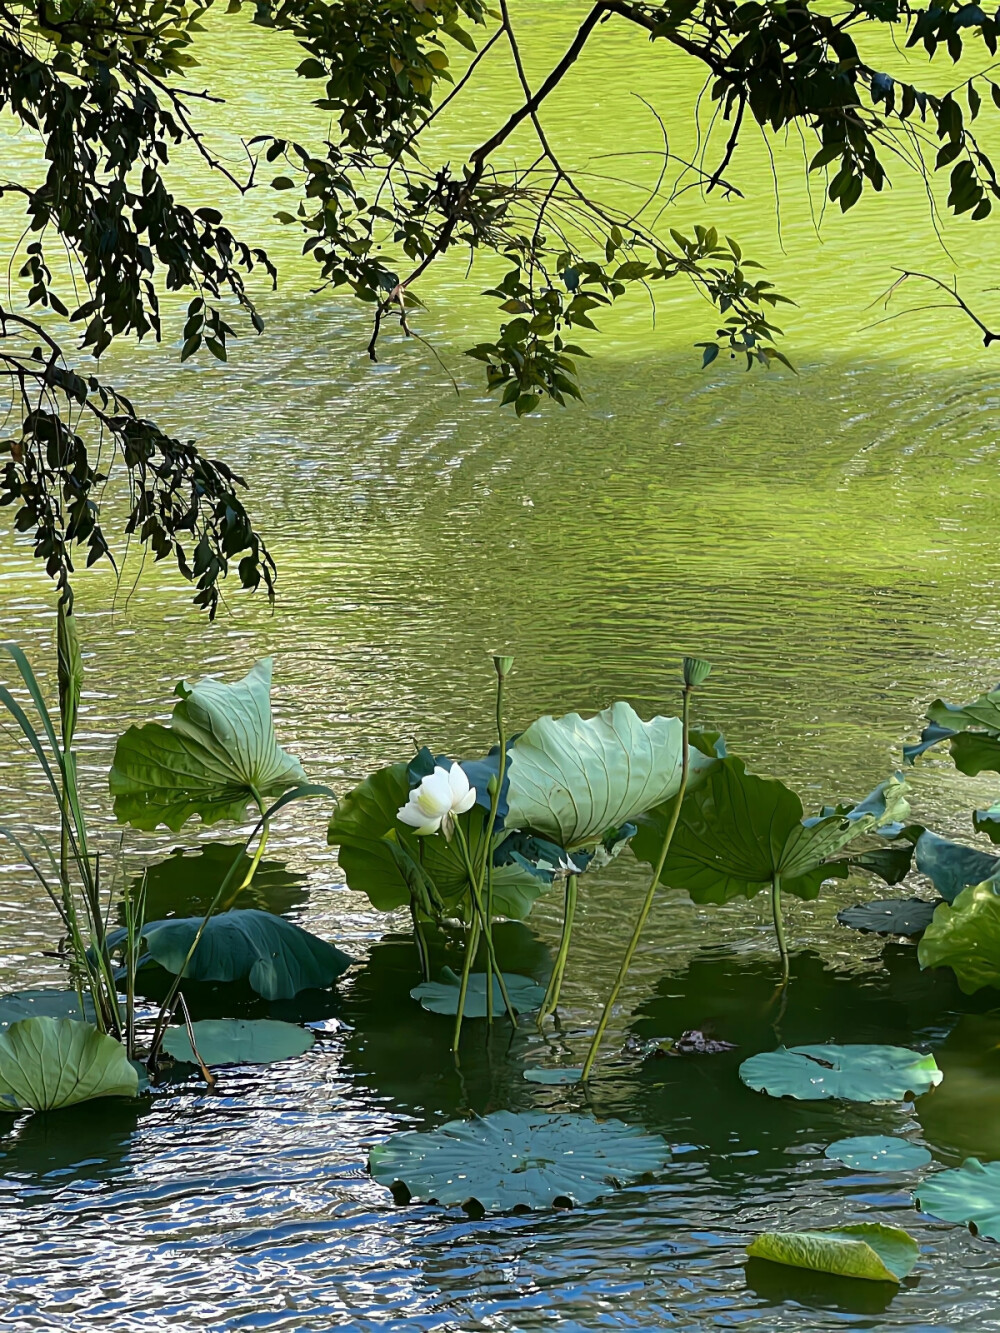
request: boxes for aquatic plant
[747,1224,919,1283]
[739,1044,943,1103]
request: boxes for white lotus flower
[397,762,477,837]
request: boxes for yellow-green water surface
[3,5,1000,1328]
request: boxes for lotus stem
[452,823,519,1027]
[537,875,578,1027]
[452,913,481,1053]
[180,991,216,1088]
[481,662,510,1026]
[148,813,270,1067]
[771,873,790,987]
[410,899,431,982]
[581,685,693,1082]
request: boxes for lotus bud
[683,656,712,688]
[492,654,515,680]
[487,774,500,798]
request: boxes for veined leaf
[747,1223,918,1283]
[918,878,1000,993]
[109,658,308,831]
[0,1018,139,1112]
[739,1043,941,1102]
[163,1018,314,1066]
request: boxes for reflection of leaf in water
[919,1013,1000,1162]
[745,1256,899,1317]
[129,844,309,922]
[0,1098,141,1185]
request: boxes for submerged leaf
[747,1223,918,1283]
[837,897,941,937]
[523,1067,584,1084]
[918,878,1000,993]
[0,1018,139,1111]
[739,1044,942,1102]
[369,1110,670,1212]
[410,968,546,1017]
[917,1158,1000,1240]
[504,702,716,847]
[825,1136,932,1172]
[109,909,352,1000]
[110,658,308,831]
[0,989,95,1028]
[635,758,909,903]
[163,1018,314,1066]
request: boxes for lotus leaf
[163,1018,315,1066]
[109,909,352,1000]
[747,1223,918,1283]
[0,1017,139,1111]
[918,879,1000,993]
[369,1110,670,1212]
[0,989,95,1028]
[410,968,546,1017]
[110,658,308,831]
[503,702,716,847]
[916,1158,1000,1240]
[328,763,551,920]
[837,897,941,937]
[523,1067,584,1084]
[914,830,1000,903]
[905,686,1000,776]
[824,1135,932,1172]
[634,758,909,903]
[739,1044,942,1102]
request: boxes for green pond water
[4,4,1000,1327]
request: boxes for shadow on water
[918,1011,1000,1162]
[125,844,309,923]
[581,943,997,1177]
[340,924,551,1123]
[0,1099,141,1190]
[745,1257,903,1316]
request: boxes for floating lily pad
[0,989,95,1028]
[410,968,546,1017]
[739,1044,942,1103]
[747,1223,918,1283]
[0,1017,139,1112]
[837,898,941,937]
[825,1136,932,1172]
[916,1158,1000,1240]
[369,1110,671,1212]
[523,1067,584,1084]
[162,1018,314,1066]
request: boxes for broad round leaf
[739,1044,942,1103]
[410,969,546,1017]
[635,758,909,904]
[917,1158,1000,1240]
[110,657,308,831]
[369,1110,671,1212]
[116,909,352,1000]
[504,702,716,847]
[918,880,1000,993]
[747,1223,918,1283]
[825,1136,932,1172]
[837,897,941,937]
[163,1018,314,1066]
[0,1017,139,1112]
[0,989,95,1028]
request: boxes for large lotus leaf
[824,1135,932,1172]
[369,1110,671,1212]
[914,830,1000,904]
[918,879,1000,993]
[837,897,942,937]
[410,968,546,1017]
[503,702,716,848]
[328,764,551,921]
[0,989,95,1028]
[115,909,353,1000]
[163,1018,314,1066]
[746,1223,918,1283]
[739,1044,942,1103]
[917,1158,1000,1240]
[110,658,308,831]
[634,758,909,904]
[0,1017,139,1112]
